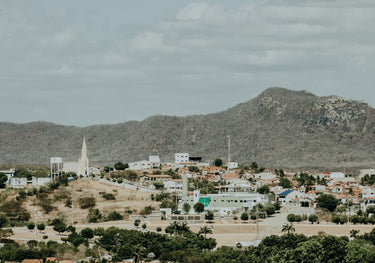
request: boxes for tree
[265,204,276,216]
[0,214,8,227]
[257,185,270,194]
[27,222,35,231]
[53,223,67,234]
[182,203,191,214]
[81,228,94,239]
[205,210,214,221]
[37,223,45,232]
[0,172,7,188]
[114,162,128,170]
[317,194,339,212]
[308,214,318,224]
[214,159,223,167]
[106,211,123,221]
[250,162,258,171]
[134,219,140,227]
[282,223,295,234]
[194,202,205,214]
[142,223,147,230]
[240,212,249,221]
[280,177,292,188]
[188,166,199,173]
[199,226,212,238]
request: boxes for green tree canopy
[317,194,339,212]
[214,159,223,167]
[193,202,205,214]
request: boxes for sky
[1,0,375,126]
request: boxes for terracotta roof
[22,260,43,263]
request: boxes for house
[9,177,28,187]
[175,153,189,163]
[277,190,313,207]
[329,172,345,180]
[128,160,151,170]
[32,177,52,186]
[227,162,239,169]
[164,180,183,193]
[141,174,171,182]
[254,171,276,180]
[149,155,161,169]
[219,179,254,193]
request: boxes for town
[1,137,375,262]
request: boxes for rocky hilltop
[1,87,375,169]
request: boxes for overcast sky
[1,0,375,126]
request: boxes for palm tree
[198,226,212,238]
[282,223,295,234]
[132,244,146,263]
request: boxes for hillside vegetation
[1,87,375,168]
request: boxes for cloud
[1,1,375,126]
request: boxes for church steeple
[79,136,89,176]
[81,136,87,158]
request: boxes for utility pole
[256,205,259,240]
[227,135,231,173]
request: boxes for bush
[240,213,249,221]
[308,214,318,224]
[101,193,116,200]
[157,227,162,232]
[134,219,140,227]
[287,214,296,223]
[87,209,103,223]
[140,206,154,216]
[106,211,123,221]
[27,222,35,230]
[79,197,96,209]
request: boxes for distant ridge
[1,87,375,169]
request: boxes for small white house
[9,177,28,187]
[330,172,345,180]
[149,155,161,169]
[227,162,239,169]
[32,177,52,186]
[128,160,151,170]
[254,171,276,180]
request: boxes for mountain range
[1,87,375,169]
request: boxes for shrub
[79,197,96,209]
[140,205,154,216]
[87,209,103,223]
[101,193,116,200]
[27,222,35,230]
[106,211,123,221]
[240,213,249,221]
[308,214,318,224]
[287,214,296,223]
[156,227,162,232]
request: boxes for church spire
[81,136,87,158]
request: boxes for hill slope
[1,87,375,168]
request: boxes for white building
[149,155,161,169]
[254,171,276,180]
[9,177,28,187]
[62,137,89,176]
[128,160,151,170]
[329,172,345,180]
[227,162,239,169]
[175,153,189,163]
[32,177,52,186]
[164,180,183,193]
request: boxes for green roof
[199,197,211,207]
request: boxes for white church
[62,137,90,176]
